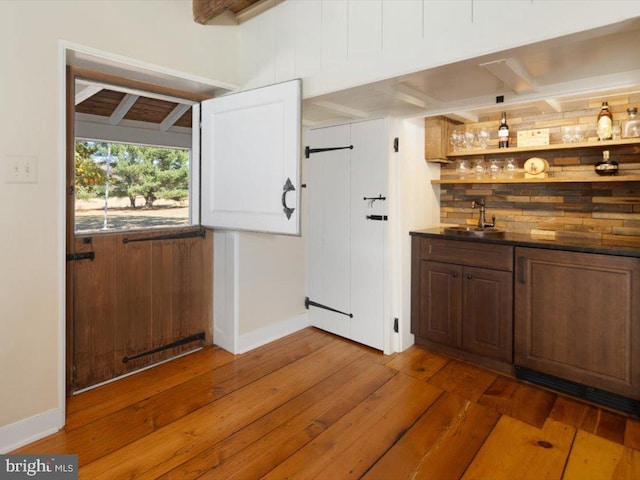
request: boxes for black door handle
[282,177,295,220]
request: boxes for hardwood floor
[14,327,640,479]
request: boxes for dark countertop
[410,227,640,258]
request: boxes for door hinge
[393,137,399,153]
[305,297,353,318]
[393,318,399,333]
[305,145,353,159]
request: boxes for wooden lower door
[68,228,213,392]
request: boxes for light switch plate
[5,155,38,184]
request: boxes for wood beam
[193,0,245,24]
[193,0,278,25]
[160,104,192,132]
[75,84,103,106]
[109,94,139,126]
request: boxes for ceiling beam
[194,0,233,24]
[160,104,192,132]
[479,58,538,94]
[109,94,139,126]
[75,84,103,106]
[193,0,281,25]
[312,100,369,119]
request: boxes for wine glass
[456,159,470,179]
[476,128,490,149]
[504,158,517,178]
[473,159,485,179]
[463,130,475,150]
[489,159,502,179]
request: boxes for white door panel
[350,119,386,350]
[307,125,351,339]
[201,79,301,235]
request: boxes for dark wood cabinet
[413,260,462,347]
[462,266,513,362]
[411,237,513,366]
[514,247,640,400]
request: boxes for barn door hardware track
[122,331,206,364]
[305,297,353,318]
[123,228,205,244]
[305,145,353,158]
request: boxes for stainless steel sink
[443,226,505,238]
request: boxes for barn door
[306,119,386,350]
[200,79,302,235]
[67,70,213,393]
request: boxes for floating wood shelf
[432,174,640,185]
[446,137,640,158]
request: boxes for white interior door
[306,119,386,350]
[201,79,301,235]
[307,125,351,339]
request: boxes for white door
[307,124,352,340]
[200,79,301,235]
[307,119,386,350]
[350,119,386,349]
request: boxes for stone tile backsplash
[440,147,640,247]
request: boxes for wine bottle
[498,112,509,148]
[596,101,613,141]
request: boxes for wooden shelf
[432,174,640,185]
[447,137,640,158]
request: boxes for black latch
[366,215,388,221]
[393,318,399,333]
[66,252,95,262]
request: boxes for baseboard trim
[0,408,62,453]
[235,312,309,354]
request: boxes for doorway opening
[66,69,213,394]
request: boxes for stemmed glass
[456,159,470,179]
[473,159,485,179]
[477,128,490,149]
[504,158,517,178]
[488,159,502,179]
[450,130,463,152]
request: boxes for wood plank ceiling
[76,88,193,129]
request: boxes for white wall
[0,0,238,451]
[238,0,640,98]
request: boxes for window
[74,78,198,233]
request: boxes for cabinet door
[201,80,301,235]
[515,247,640,399]
[462,266,513,362]
[412,260,462,348]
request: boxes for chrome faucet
[472,199,496,229]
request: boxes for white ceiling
[302,17,640,125]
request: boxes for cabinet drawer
[417,237,513,271]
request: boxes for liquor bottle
[621,107,640,139]
[498,112,509,148]
[596,102,613,141]
[594,150,618,176]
